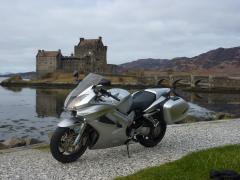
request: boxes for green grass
[115,144,240,180]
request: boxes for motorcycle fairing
[64,73,104,110]
[88,109,135,149]
[58,73,189,150]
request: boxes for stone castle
[36,37,117,78]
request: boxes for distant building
[36,37,118,78]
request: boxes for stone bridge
[102,73,240,89]
[143,75,240,89]
[148,75,212,87]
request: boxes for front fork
[73,122,87,146]
[57,116,87,145]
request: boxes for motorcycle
[50,73,189,163]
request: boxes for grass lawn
[116,144,240,180]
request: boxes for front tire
[138,120,166,147]
[50,127,88,163]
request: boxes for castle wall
[36,55,60,78]
[60,56,92,73]
[93,46,107,73]
[74,45,88,58]
[106,64,118,74]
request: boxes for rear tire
[138,120,166,147]
[50,127,88,163]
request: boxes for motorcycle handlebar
[108,92,121,101]
[99,88,120,101]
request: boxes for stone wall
[36,54,61,78]
[212,76,240,88]
[60,56,92,73]
[106,64,118,74]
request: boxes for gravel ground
[0,119,240,180]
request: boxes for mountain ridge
[0,71,36,79]
[119,46,240,75]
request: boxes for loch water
[0,77,240,142]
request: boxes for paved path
[0,119,240,180]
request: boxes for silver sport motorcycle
[50,73,189,163]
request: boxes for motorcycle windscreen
[64,73,104,109]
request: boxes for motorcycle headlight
[66,94,88,109]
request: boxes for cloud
[0,0,240,72]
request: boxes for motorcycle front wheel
[50,127,89,163]
[138,120,166,147]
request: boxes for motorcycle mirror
[94,84,103,90]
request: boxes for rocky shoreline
[0,76,154,90]
[0,137,42,150]
[0,76,77,89]
[180,102,235,123]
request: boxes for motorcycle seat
[130,91,156,111]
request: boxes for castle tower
[36,49,62,78]
[74,36,107,73]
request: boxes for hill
[0,72,36,79]
[119,46,240,75]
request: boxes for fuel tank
[108,88,133,114]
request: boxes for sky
[0,0,240,73]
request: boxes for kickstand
[126,142,131,158]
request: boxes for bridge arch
[194,79,202,86]
[170,75,191,87]
[172,79,184,87]
[194,78,209,87]
[158,78,169,85]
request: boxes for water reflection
[180,91,240,105]
[35,88,240,118]
[36,89,70,118]
[2,86,23,92]
[178,91,240,116]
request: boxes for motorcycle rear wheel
[50,127,88,163]
[138,120,166,147]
